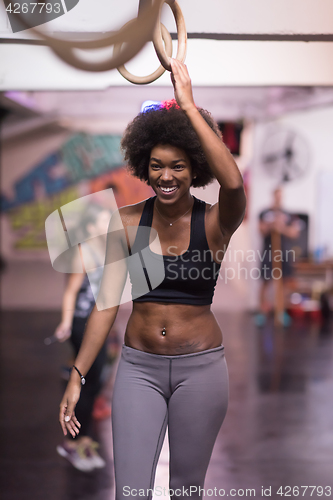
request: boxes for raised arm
[170,59,246,236]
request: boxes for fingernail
[65,416,70,422]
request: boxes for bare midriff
[124,302,223,355]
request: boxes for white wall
[1,40,333,90]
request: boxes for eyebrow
[150,157,186,163]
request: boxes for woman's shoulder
[117,197,153,227]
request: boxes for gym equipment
[8,0,187,84]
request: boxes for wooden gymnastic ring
[9,0,164,72]
[153,0,187,71]
[51,28,151,73]
[115,22,173,84]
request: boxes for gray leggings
[111,344,229,500]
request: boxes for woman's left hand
[170,59,196,112]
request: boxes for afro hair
[121,100,222,188]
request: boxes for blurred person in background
[55,204,111,472]
[257,187,300,326]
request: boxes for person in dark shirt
[257,187,300,326]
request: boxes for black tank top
[128,196,221,305]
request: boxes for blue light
[140,100,161,113]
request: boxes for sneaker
[56,442,95,472]
[254,313,267,327]
[85,441,106,469]
[280,311,292,327]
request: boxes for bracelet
[72,365,86,385]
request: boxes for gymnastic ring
[51,27,152,73]
[153,0,187,71]
[9,0,163,49]
[9,0,164,72]
[115,22,173,84]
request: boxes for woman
[55,205,111,471]
[59,60,246,498]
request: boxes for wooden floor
[1,309,333,500]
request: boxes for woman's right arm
[59,209,129,437]
[59,305,119,437]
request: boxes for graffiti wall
[1,131,152,257]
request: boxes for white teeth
[160,186,177,193]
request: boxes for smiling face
[148,144,193,204]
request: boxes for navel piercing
[161,327,166,336]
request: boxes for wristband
[73,365,86,385]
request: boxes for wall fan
[261,127,310,182]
